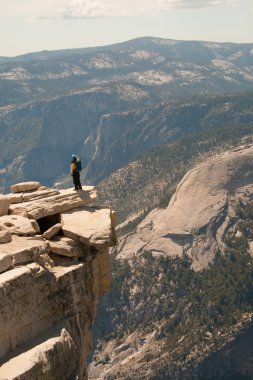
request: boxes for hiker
[70,154,82,191]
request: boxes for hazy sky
[0,0,252,57]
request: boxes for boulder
[0,215,40,236]
[5,188,60,204]
[0,235,50,266]
[8,193,23,204]
[0,194,10,216]
[61,206,117,247]
[9,187,98,220]
[49,236,84,257]
[8,207,29,218]
[0,226,12,244]
[22,188,60,202]
[43,223,62,240]
[10,181,41,193]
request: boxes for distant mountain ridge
[1,36,253,190]
[2,36,253,63]
[1,36,253,107]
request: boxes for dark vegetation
[93,202,253,378]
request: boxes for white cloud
[58,0,114,19]
[0,0,235,20]
[0,0,62,19]
[52,0,163,19]
[161,0,232,10]
[53,0,234,19]
[36,0,125,19]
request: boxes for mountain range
[1,37,253,190]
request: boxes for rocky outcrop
[0,182,116,380]
[61,207,117,248]
[116,145,253,270]
[9,186,97,219]
[10,181,41,193]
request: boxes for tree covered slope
[90,145,253,380]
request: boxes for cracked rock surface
[0,183,116,380]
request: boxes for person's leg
[77,172,82,190]
[73,172,79,190]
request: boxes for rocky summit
[0,182,117,380]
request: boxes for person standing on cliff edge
[70,154,83,191]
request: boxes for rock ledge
[0,182,116,380]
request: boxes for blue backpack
[76,159,82,172]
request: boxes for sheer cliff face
[86,95,253,184]
[0,183,116,380]
[117,144,253,270]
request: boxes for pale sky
[0,0,252,57]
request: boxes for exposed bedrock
[117,145,253,270]
[0,183,116,379]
